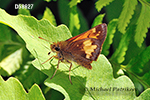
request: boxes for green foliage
[125,46,150,89]
[15,62,48,90]
[118,0,137,34]
[0,76,45,100]
[0,8,48,98]
[43,7,57,26]
[18,8,31,16]
[0,0,150,99]
[110,26,134,64]
[95,0,114,12]
[0,8,135,99]
[58,0,88,36]
[69,6,80,35]
[126,46,150,73]
[135,0,150,47]
[91,14,105,28]
[0,23,25,76]
[69,0,82,8]
[44,56,136,100]
[102,19,118,56]
[135,89,150,100]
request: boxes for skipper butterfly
[39,23,107,84]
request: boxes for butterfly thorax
[50,41,73,61]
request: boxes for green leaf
[0,23,25,76]
[134,0,150,47]
[0,48,23,76]
[126,46,150,73]
[0,8,138,99]
[141,71,150,88]
[15,62,47,90]
[91,14,105,28]
[43,7,57,26]
[102,19,118,56]
[18,9,31,16]
[44,55,137,100]
[0,23,11,42]
[69,0,82,8]
[69,6,80,36]
[0,76,45,100]
[110,26,134,64]
[95,0,114,12]
[124,46,150,91]
[58,0,70,26]
[135,88,150,100]
[118,0,137,33]
[58,0,88,36]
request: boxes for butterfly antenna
[39,37,52,43]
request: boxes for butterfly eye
[55,47,60,51]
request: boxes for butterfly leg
[41,55,54,64]
[50,58,61,79]
[66,60,73,84]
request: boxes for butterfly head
[50,42,61,53]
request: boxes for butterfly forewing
[66,23,107,43]
[65,23,107,61]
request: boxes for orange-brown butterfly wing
[66,23,107,44]
[66,38,102,61]
[65,23,107,61]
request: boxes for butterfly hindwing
[66,38,102,61]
